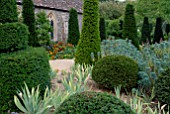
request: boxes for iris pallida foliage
[75,0,101,65]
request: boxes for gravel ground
[49,59,74,74]
[49,59,75,91]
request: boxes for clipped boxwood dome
[55,91,135,114]
[155,69,170,106]
[92,55,138,90]
[0,22,29,53]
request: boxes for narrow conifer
[141,17,151,44]
[22,0,38,46]
[68,8,80,46]
[123,4,139,49]
[99,18,106,41]
[153,17,164,43]
[75,0,101,64]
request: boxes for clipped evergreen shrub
[68,8,80,46]
[0,0,18,23]
[153,17,164,43]
[92,55,138,90]
[55,91,135,114]
[35,11,52,46]
[22,0,38,47]
[0,47,51,112]
[75,0,101,65]
[123,4,139,49]
[99,18,106,41]
[165,24,170,36]
[155,69,170,106]
[141,17,151,44]
[0,22,29,53]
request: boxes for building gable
[17,0,82,13]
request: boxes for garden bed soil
[50,59,131,103]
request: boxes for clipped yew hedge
[75,0,101,65]
[0,47,51,112]
[0,22,29,53]
[55,91,135,114]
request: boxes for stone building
[17,0,83,42]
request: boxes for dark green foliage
[165,24,170,36]
[99,1,124,20]
[99,18,106,41]
[55,91,135,114]
[99,0,114,2]
[123,4,139,49]
[119,20,123,38]
[22,0,38,46]
[75,0,101,64]
[153,17,164,43]
[141,17,151,44]
[155,69,170,106]
[0,47,51,113]
[106,19,121,39]
[68,8,80,46]
[35,11,52,46]
[0,0,18,23]
[0,22,29,53]
[92,55,138,90]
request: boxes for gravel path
[49,59,75,91]
[49,59,74,74]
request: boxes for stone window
[50,20,54,39]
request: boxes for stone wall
[35,8,82,43]
[17,5,83,43]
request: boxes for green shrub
[106,19,121,39]
[75,0,101,65]
[68,8,80,46]
[99,18,106,41]
[92,55,138,90]
[55,91,135,114]
[0,0,18,23]
[0,47,51,113]
[0,22,29,53]
[155,69,170,106]
[141,17,151,44]
[22,0,37,47]
[123,4,139,49]
[35,11,52,46]
[99,1,124,20]
[153,17,164,43]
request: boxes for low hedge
[0,22,29,53]
[55,91,135,114]
[92,55,138,90]
[0,47,51,113]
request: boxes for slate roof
[17,0,83,13]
